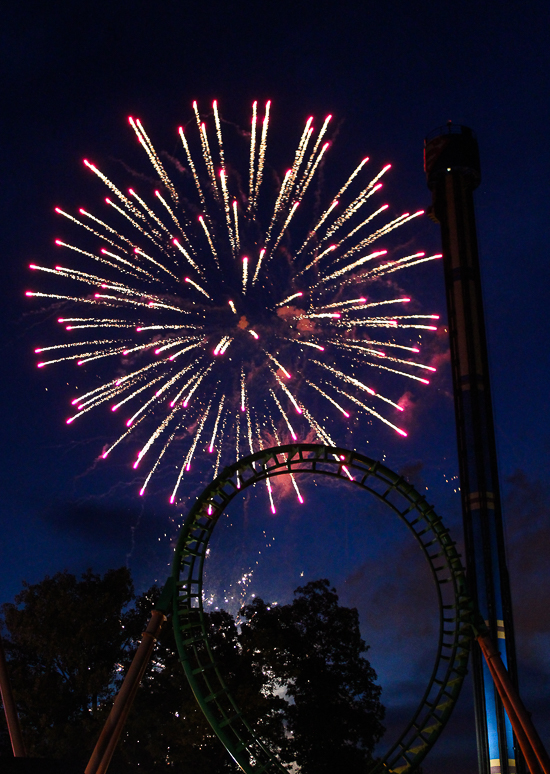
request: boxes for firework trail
[27,101,441,508]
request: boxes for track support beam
[0,633,26,757]
[85,609,165,774]
[477,630,550,774]
[425,122,519,774]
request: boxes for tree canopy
[1,568,135,763]
[1,570,384,772]
[240,579,385,773]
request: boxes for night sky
[2,2,549,771]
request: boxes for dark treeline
[0,568,384,772]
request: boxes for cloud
[343,536,439,640]
[503,470,550,637]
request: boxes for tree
[0,568,135,764]
[1,572,384,772]
[240,579,385,774]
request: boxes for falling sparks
[242,256,249,295]
[28,100,440,510]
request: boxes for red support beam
[477,632,550,774]
[0,633,26,757]
[85,609,166,774]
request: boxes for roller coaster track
[172,443,472,773]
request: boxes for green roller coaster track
[171,444,472,773]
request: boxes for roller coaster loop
[171,443,473,774]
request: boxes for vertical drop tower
[424,124,518,774]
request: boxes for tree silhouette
[0,568,134,763]
[1,571,384,772]
[240,579,385,774]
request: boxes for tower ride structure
[424,124,518,774]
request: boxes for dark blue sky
[1,2,549,771]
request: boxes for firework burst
[27,101,441,508]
